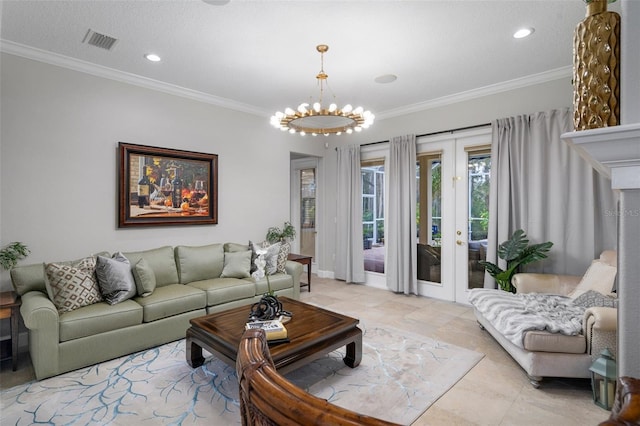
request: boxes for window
[362,160,385,273]
[467,151,491,241]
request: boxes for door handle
[456,240,465,246]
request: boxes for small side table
[287,254,312,292]
[0,291,21,371]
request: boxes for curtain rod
[358,122,491,148]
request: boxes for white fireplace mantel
[563,123,640,189]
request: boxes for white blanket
[468,289,585,348]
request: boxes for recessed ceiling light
[202,0,231,5]
[144,53,161,62]
[513,28,535,39]
[375,74,398,84]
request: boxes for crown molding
[377,66,573,120]
[0,39,269,117]
[2,39,572,121]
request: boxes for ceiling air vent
[82,29,118,50]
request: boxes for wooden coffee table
[186,297,362,374]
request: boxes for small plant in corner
[0,242,30,271]
[479,229,553,293]
[265,221,296,244]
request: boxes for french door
[417,128,491,304]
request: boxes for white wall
[316,78,574,275]
[0,51,575,289]
[0,53,324,292]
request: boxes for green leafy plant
[0,242,30,271]
[265,221,296,244]
[479,229,553,293]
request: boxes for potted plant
[479,229,553,293]
[0,242,30,271]
[265,221,296,244]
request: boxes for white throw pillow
[263,242,281,275]
[569,260,617,299]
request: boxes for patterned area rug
[1,323,483,425]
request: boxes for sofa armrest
[20,290,61,379]
[285,260,303,300]
[584,306,617,359]
[512,273,582,295]
[584,306,617,332]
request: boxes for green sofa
[10,242,302,380]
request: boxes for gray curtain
[335,145,365,283]
[386,134,418,295]
[484,108,617,288]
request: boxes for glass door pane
[362,162,385,273]
[467,152,490,289]
[417,154,442,283]
[300,168,316,259]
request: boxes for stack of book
[245,319,289,344]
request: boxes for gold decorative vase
[573,0,620,130]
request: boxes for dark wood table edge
[287,253,312,292]
[185,300,362,374]
[0,291,21,371]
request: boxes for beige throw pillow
[569,260,617,299]
[44,257,103,314]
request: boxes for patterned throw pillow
[276,241,290,273]
[572,290,618,309]
[44,257,103,314]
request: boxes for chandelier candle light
[270,44,374,136]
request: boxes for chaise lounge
[469,250,618,387]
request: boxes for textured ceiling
[1,0,619,119]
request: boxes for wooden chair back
[236,328,401,426]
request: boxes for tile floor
[0,276,611,425]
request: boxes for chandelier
[270,44,374,136]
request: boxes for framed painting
[118,142,218,227]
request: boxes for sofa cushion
[59,300,143,342]
[132,258,156,297]
[122,246,178,288]
[568,260,617,299]
[95,253,137,305]
[254,273,293,295]
[522,330,586,354]
[221,250,252,279]
[175,244,224,284]
[43,257,104,314]
[188,278,256,306]
[134,283,206,322]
